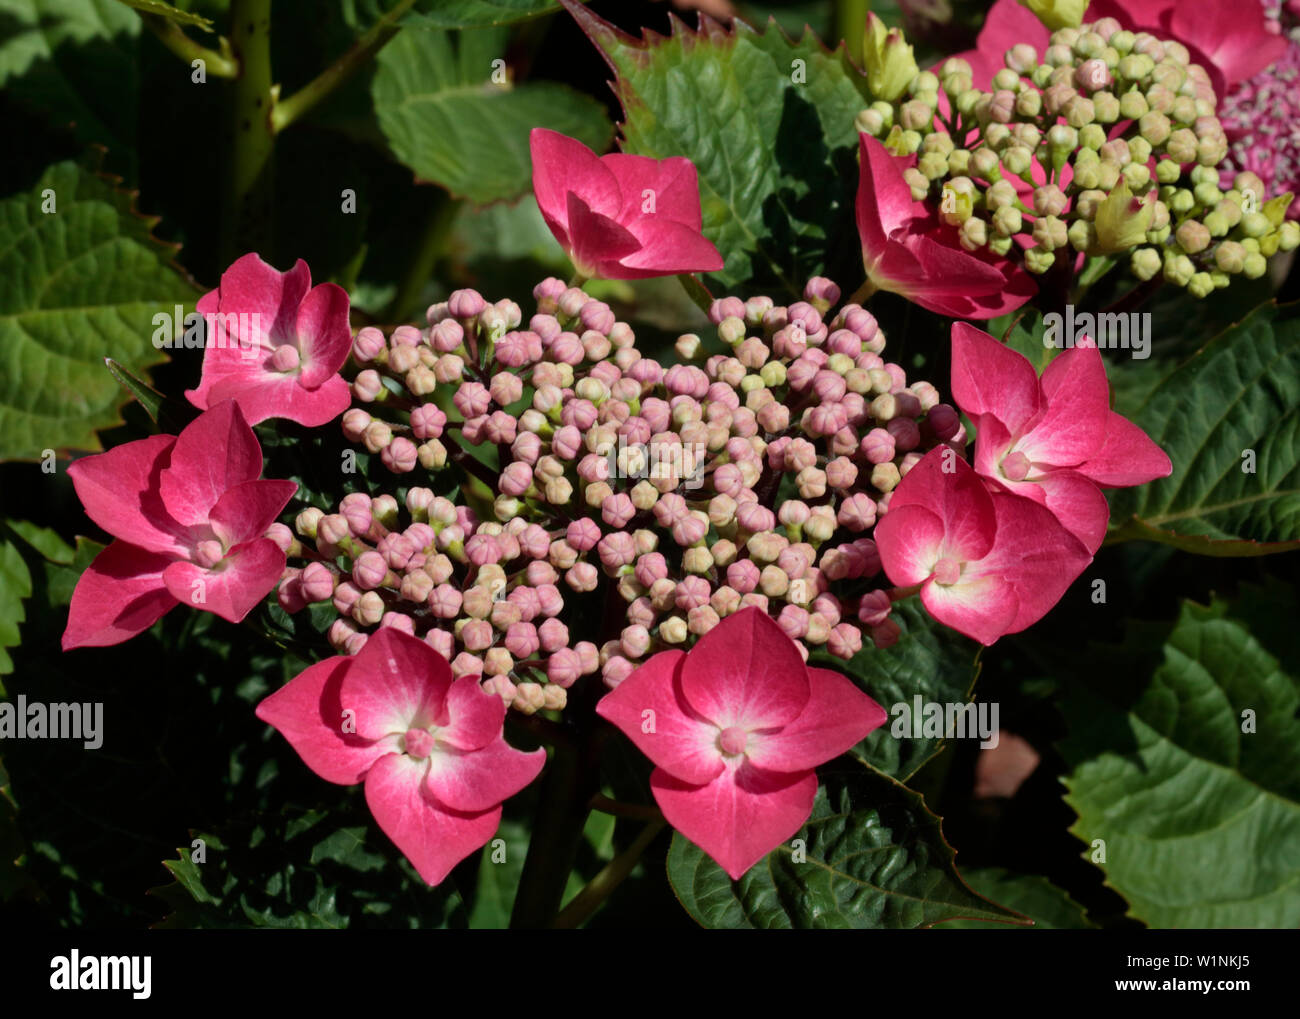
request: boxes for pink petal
[425,736,546,813]
[161,537,285,623]
[295,283,352,389]
[61,541,177,650]
[747,667,888,773]
[651,762,818,881]
[566,192,643,277]
[857,133,921,252]
[1030,468,1112,554]
[255,656,389,784]
[209,479,297,548]
[678,607,810,730]
[338,628,453,740]
[530,128,623,240]
[1076,412,1172,488]
[613,218,724,278]
[364,752,502,886]
[921,569,1021,646]
[595,649,724,784]
[887,449,997,562]
[971,414,1023,484]
[439,674,508,752]
[186,344,270,413]
[971,0,1050,87]
[66,434,190,556]
[603,152,706,229]
[875,503,946,586]
[950,323,1041,435]
[902,234,1007,296]
[1018,342,1110,467]
[218,253,312,346]
[207,370,352,427]
[158,401,262,525]
[1167,1,1287,89]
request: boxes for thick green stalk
[836,0,871,65]
[223,0,275,263]
[553,820,666,929]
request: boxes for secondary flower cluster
[273,276,972,709]
[856,10,1298,299]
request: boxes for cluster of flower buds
[276,276,966,710]
[856,15,1298,293]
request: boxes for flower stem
[552,819,666,929]
[589,794,664,821]
[846,278,877,306]
[140,14,238,78]
[222,0,275,265]
[835,0,871,66]
[270,0,419,133]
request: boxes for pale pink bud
[735,502,776,533]
[504,621,539,658]
[597,532,636,571]
[825,457,858,490]
[538,616,569,653]
[837,492,877,532]
[861,428,895,464]
[353,551,389,590]
[601,493,636,529]
[381,436,418,473]
[452,652,485,679]
[547,649,583,687]
[328,618,358,651]
[671,514,708,547]
[566,562,599,592]
[429,584,463,618]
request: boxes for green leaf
[666,761,1021,928]
[1106,302,1300,554]
[103,357,163,422]
[1060,592,1300,928]
[566,2,872,296]
[114,0,213,30]
[406,0,561,29]
[0,538,33,685]
[372,25,612,205]
[4,520,74,565]
[0,161,200,460]
[933,868,1096,929]
[43,537,105,608]
[0,0,140,161]
[815,598,981,781]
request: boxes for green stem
[846,277,877,306]
[835,0,871,66]
[553,820,665,930]
[675,272,713,317]
[271,0,419,132]
[384,192,462,324]
[223,0,275,264]
[589,794,664,822]
[140,14,238,77]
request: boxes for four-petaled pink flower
[856,133,1036,319]
[62,401,297,649]
[875,448,1092,646]
[530,128,724,280]
[596,607,887,879]
[187,253,352,426]
[951,323,1171,554]
[256,628,546,886]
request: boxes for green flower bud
[1170,95,1197,125]
[1033,215,1068,250]
[1068,218,1097,251]
[971,147,1001,179]
[760,361,787,387]
[1213,196,1243,229]
[1196,136,1227,166]
[1079,123,1107,150]
[1031,64,1054,88]
[1188,164,1218,186]
[1092,91,1120,123]
[1149,200,1170,230]
[986,179,1018,210]
[1122,163,1151,189]
[960,217,989,250]
[955,88,983,118]
[1033,184,1069,216]
[989,234,1014,256]
[1064,95,1096,127]
[1168,187,1194,215]
[1131,246,1161,279]
[985,123,1013,150]
[1074,188,1107,220]
[943,71,975,97]
[1128,137,1153,166]
[940,176,977,224]
[1111,30,1136,55]
[1145,224,1171,244]
[1016,89,1043,118]
[1003,145,1033,176]
[855,108,887,137]
[910,71,940,95]
[992,68,1021,91]
[1019,0,1089,31]
[1139,111,1171,147]
[1187,272,1214,298]
[1175,219,1210,254]
[942,57,974,78]
[922,132,955,156]
[1005,44,1039,74]
[1166,128,1197,162]
[1242,252,1268,278]
[918,151,949,180]
[1117,53,1153,81]
[899,99,933,130]
[1213,240,1246,273]
[1072,159,1102,189]
[862,13,919,102]
[1118,91,1149,120]
[1163,252,1194,286]
[1025,246,1058,273]
[1155,158,1181,184]
[1097,162,1121,190]
[1192,181,1222,208]
[948,148,972,174]
[1240,211,1271,238]
[1209,271,1231,289]
[1280,221,1300,252]
[993,205,1023,236]
[1093,180,1154,254]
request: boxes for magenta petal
[603,152,706,230]
[364,752,502,886]
[875,503,946,587]
[565,191,643,276]
[1020,343,1111,467]
[1031,469,1112,555]
[888,449,997,562]
[971,0,1050,87]
[530,128,623,237]
[857,133,919,249]
[1076,412,1173,488]
[920,570,1020,647]
[207,371,352,428]
[209,479,297,548]
[425,736,545,813]
[158,401,263,525]
[218,253,312,344]
[950,323,1041,434]
[439,675,507,752]
[1167,0,1287,88]
[903,234,1006,296]
[62,541,178,650]
[679,608,810,730]
[614,219,724,278]
[339,628,453,740]
[295,283,352,389]
[595,649,724,784]
[162,537,284,623]
[651,762,817,881]
[66,434,189,556]
[186,344,268,413]
[747,668,888,773]
[255,656,388,784]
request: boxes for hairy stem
[141,14,238,78]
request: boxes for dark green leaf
[406,0,561,29]
[933,868,1095,929]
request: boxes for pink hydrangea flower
[529,129,724,280]
[856,134,1035,319]
[255,628,546,886]
[596,607,887,879]
[62,401,296,649]
[874,448,1092,645]
[187,253,352,426]
[951,323,1171,553]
